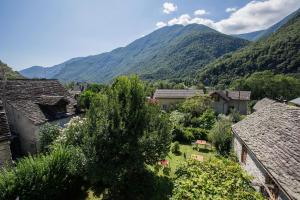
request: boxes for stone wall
[0,140,12,166]
[233,133,290,200]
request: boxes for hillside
[20,24,249,83]
[198,10,300,87]
[0,60,23,79]
[233,30,265,41]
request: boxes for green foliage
[208,117,232,156]
[180,95,212,118]
[172,127,194,143]
[38,123,61,152]
[229,108,242,123]
[169,111,185,127]
[184,127,208,141]
[231,71,300,100]
[87,83,108,93]
[199,12,300,87]
[171,141,181,154]
[171,158,265,200]
[79,90,96,109]
[0,60,23,79]
[0,146,86,200]
[79,76,172,196]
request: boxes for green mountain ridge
[20,24,249,83]
[198,10,300,87]
[0,60,23,79]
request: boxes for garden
[0,76,264,200]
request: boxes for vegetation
[208,117,232,156]
[198,12,300,87]
[171,142,181,154]
[0,60,23,79]
[0,146,85,200]
[230,71,300,101]
[171,158,264,200]
[38,123,61,152]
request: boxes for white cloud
[156,0,300,34]
[194,9,208,16]
[226,7,237,13]
[156,21,167,28]
[163,2,178,14]
[216,0,300,34]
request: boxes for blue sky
[1,0,300,70]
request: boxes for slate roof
[210,90,251,101]
[0,100,11,142]
[253,98,276,112]
[153,89,204,99]
[290,97,300,107]
[0,79,77,125]
[232,102,300,200]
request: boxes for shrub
[171,142,180,154]
[171,158,264,200]
[0,146,86,200]
[184,127,208,140]
[38,123,61,152]
[208,117,232,155]
[172,127,194,143]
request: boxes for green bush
[172,127,194,143]
[0,146,86,200]
[171,158,264,200]
[184,127,208,141]
[171,142,180,154]
[38,123,61,153]
[208,117,232,155]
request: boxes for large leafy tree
[82,76,172,197]
[171,158,264,200]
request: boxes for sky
[1,0,300,70]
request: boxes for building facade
[232,101,300,200]
[153,89,204,109]
[210,91,251,115]
[0,100,12,166]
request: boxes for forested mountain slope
[198,11,300,87]
[0,60,23,79]
[20,24,249,83]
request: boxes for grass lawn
[86,143,216,199]
[157,143,216,177]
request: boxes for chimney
[225,90,229,97]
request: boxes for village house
[252,97,276,112]
[209,90,251,115]
[0,100,12,166]
[232,100,300,200]
[153,89,204,109]
[0,79,78,155]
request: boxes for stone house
[252,98,276,112]
[0,100,12,166]
[153,89,204,109]
[0,79,77,155]
[209,90,251,115]
[232,101,300,200]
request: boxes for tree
[79,90,96,109]
[180,95,212,118]
[208,117,232,155]
[38,123,61,153]
[81,76,172,197]
[171,158,264,200]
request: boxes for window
[241,144,247,164]
[265,175,279,200]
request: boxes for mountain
[20,24,249,83]
[233,8,300,41]
[232,30,265,41]
[20,57,83,79]
[198,10,300,87]
[0,60,23,79]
